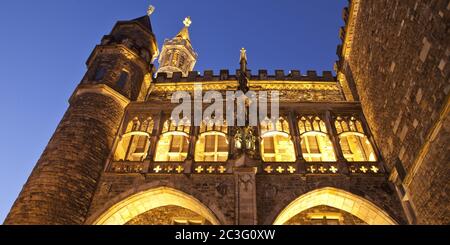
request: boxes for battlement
[155,69,336,83]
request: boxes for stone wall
[5,93,124,224]
[345,0,449,224]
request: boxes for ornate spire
[157,17,198,77]
[175,17,192,41]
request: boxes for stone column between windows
[234,167,258,225]
[325,111,349,175]
[185,124,198,174]
[288,111,306,174]
[146,111,163,162]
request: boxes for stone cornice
[151,80,341,93]
[70,84,130,108]
[86,45,150,72]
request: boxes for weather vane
[183,16,192,27]
[147,5,155,16]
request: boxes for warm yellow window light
[195,120,229,162]
[154,119,191,162]
[335,116,377,162]
[260,117,296,162]
[114,117,154,162]
[298,116,336,162]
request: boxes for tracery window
[163,51,172,67]
[194,120,228,162]
[335,116,377,162]
[154,118,191,162]
[179,54,186,69]
[114,117,154,162]
[172,52,180,66]
[260,117,296,162]
[298,116,336,162]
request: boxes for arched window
[116,70,129,89]
[195,119,228,162]
[94,66,107,81]
[335,116,377,162]
[179,54,186,68]
[154,118,191,162]
[298,116,337,162]
[114,117,154,162]
[172,52,180,66]
[260,117,296,162]
[163,51,172,67]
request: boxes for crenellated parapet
[149,69,344,102]
[155,69,336,83]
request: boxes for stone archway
[91,187,220,225]
[273,187,397,225]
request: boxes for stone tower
[157,17,198,77]
[336,0,449,224]
[4,15,158,224]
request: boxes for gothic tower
[4,15,158,224]
[157,17,198,77]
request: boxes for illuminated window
[172,218,205,225]
[195,120,228,162]
[260,117,296,162]
[335,116,377,162]
[308,213,342,225]
[114,117,154,162]
[298,116,336,162]
[154,118,191,162]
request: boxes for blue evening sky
[0,0,347,222]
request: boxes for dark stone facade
[340,0,449,224]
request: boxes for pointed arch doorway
[273,187,397,225]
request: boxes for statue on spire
[240,47,248,72]
[240,48,247,63]
[238,47,249,93]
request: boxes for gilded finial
[147,5,155,16]
[183,16,192,27]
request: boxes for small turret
[157,17,198,77]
